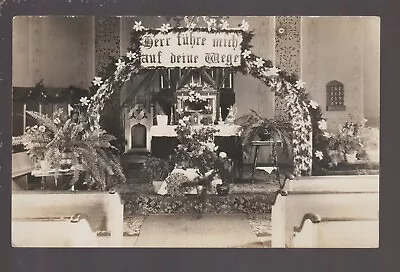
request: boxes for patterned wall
[94,17,122,140]
[274,16,301,120]
[95,17,120,75]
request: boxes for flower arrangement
[167,116,233,195]
[331,119,366,153]
[183,90,208,111]
[13,124,52,163]
[326,117,367,165]
[12,108,126,190]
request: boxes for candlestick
[219,107,222,121]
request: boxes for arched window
[326,80,346,111]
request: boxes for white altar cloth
[150,125,241,137]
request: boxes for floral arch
[86,18,328,176]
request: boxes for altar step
[121,150,150,184]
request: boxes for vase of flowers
[171,116,233,199]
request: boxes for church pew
[12,191,124,243]
[12,152,35,191]
[12,213,97,247]
[271,190,379,248]
[284,175,379,193]
[291,213,379,248]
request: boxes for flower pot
[216,184,229,196]
[345,151,358,164]
[196,185,204,194]
[258,128,272,141]
[60,152,74,170]
[40,160,50,171]
[156,114,168,126]
[152,180,164,193]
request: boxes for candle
[219,107,222,121]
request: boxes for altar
[149,124,243,182]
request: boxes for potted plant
[143,156,174,193]
[234,110,292,157]
[328,118,366,164]
[12,108,126,190]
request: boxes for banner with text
[139,30,243,68]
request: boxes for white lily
[133,21,145,31]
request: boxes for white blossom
[133,21,145,31]
[242,49,251,59]
[67,104,74,115]
[315,151,324,160]
[115,59,126,70]
[269,67,281,76]
[219,152,227,159]
[309,100,319,109]
[159,23,172,32]
[53,118,60,125]
[38,126,46,132]
[318,119,327,130]
[92,77,103,86]
[253,57,265,68]
[206,19,216,31]
[240,19,250,31]
[221,20,229,30]
[80,96,89,106]
[295,79,306,89]
[126,51,137,61]
[187,22,196,29]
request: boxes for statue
[224,106,237,125]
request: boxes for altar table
[149,125,243,183]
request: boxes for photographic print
[10,15,379,248]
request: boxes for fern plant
[234,110,292,158]
[12,109,126,190]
